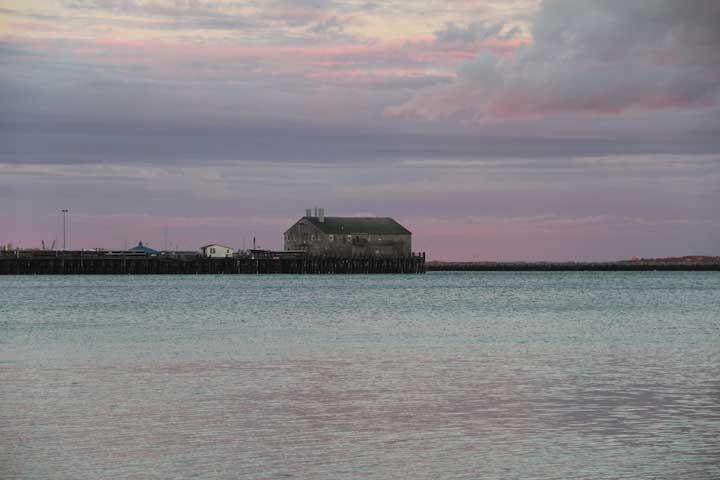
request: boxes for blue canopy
[129,241,159,254]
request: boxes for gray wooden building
[284,210,412,257]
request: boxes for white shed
[200,244,234,258]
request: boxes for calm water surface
[1,272,718,479]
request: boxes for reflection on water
[1,273,719,479]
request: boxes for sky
[1,0,719,260]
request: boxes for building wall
[284,220,412,257]
[202,245,234,258]
[284,220,325,252]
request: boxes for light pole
[61,209,69,250]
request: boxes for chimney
[305,208,312,218]
[319,208,325,223]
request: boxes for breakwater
[0,251,426,275]
[427,261,720,271]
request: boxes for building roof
[129,241,159,254]
[200,244,233,250]
[299,217,411,235]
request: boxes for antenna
[61,209,69,250]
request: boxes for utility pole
[61,209,69,250]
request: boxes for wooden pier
[0,251,426,275]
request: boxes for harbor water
[1,272,718,479]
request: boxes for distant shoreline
[427,261,720,271]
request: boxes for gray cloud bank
[388,0,720,119]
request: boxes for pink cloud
[3,30,526,90]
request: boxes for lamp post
[61,209,69,250]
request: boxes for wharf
[0,250,426,275]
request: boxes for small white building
[200,244,234,258]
